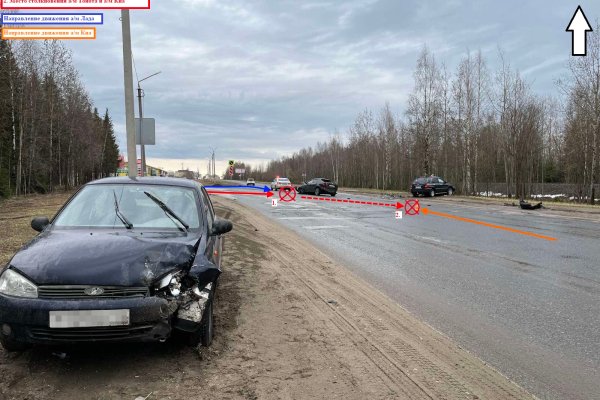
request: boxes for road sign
[228,166,234,176]
[235,168,246,174]
[228,160,234,166]
[135,118,155,145]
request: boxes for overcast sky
[63,0,600,174]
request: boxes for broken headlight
[154,271,184,297]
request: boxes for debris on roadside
[519,200,544,210]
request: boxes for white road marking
[304,225,349,230]
[278,216,351,220]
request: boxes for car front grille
[37,286,149,299]
[29,325,154,341]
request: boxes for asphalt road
[214,184,600,400]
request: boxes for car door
[430,177,440,194]
[200,187,219,266]
[438,177,449,193]
[307,179,317,193]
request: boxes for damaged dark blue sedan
[0,177,232,351]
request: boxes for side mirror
[210,218,233,236]
[31,216,50,232]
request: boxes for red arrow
[301,196,402,209]
[207,190,274,198]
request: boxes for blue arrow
[204,185,272,193]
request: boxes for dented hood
[9,229,201,286]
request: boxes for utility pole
[137,71,161,176]
[209,147,217,180]
[137,85,144,176]
[121,10,137,178]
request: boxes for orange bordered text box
[0,0,150,9]
[1,27,96,40]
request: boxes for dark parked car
[297,178,338,196]
[411,176,455,197]
[0,177,232,351]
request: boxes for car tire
[448,188,453,196]
[430,189,435,197]
[330,192,336,197]
[298,188,303,194]
[199,300,214,347]
[412,192,418,197]
[315,188,320,196]
[0,337,29,352]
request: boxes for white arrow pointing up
[566,6,593,56]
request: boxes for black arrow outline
[566,5,593,57]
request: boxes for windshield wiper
[113,190,133,229]
[143,191,189,232]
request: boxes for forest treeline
[0,39,119,198]
[251,29,600,200]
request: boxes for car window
[53,184,201,230]
[414,178,427,184]
[200,188,215,232]
[322,179,331,183]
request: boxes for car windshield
[279,178,290,183]
[414,178,427,184]
[53,184,201,230]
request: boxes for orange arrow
[421,208,557,241]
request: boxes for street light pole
[137,71,161,176]
[121,10,137,178]
[137,84,144,176]
[209,147,217,180]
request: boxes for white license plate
[49,309,130,328]
[415,186,421,189]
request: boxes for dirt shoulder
[0,194,535,399]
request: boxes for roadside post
[121,10,137,178]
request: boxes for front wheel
[189,300,214,347]
[330,192,336,197]
[315,188,321,196]
[199,301,214,347]
[430,189,435,197]
[447,188,453,196]
[298,188,303,194]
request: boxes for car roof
[87,176,201,189]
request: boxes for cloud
[62,0,600,174]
